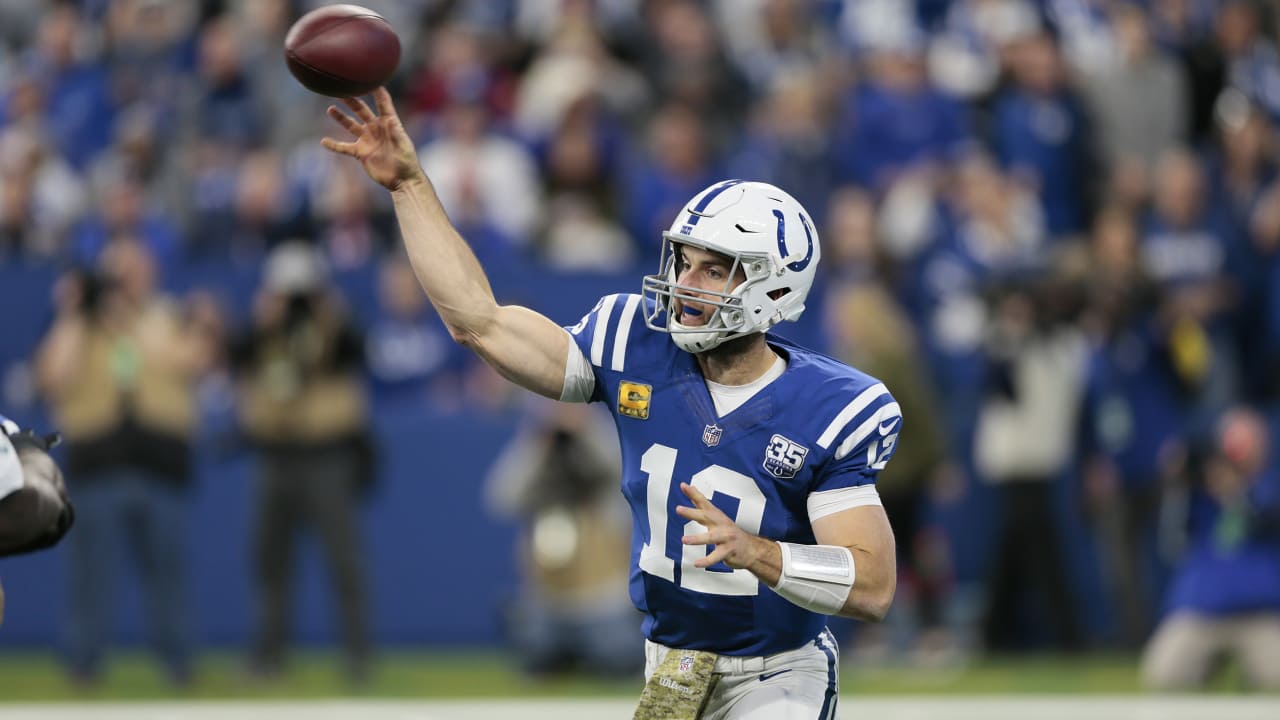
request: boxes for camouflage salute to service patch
[632,649,718,720]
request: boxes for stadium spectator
[1248,173,1280,401]
[483,399,640,678]
[231,0,328,151]
[1044,0,1118,77]
[21,3,115,170]
[1205,89,1277,400]
[0,125,86,260]
[713,0,833,95]
[1139,148,1241,427]
[928,0,1040,100]
[635,0,750,145]
[189,149,307,265]
[823,187,962,664]
[69,169,181,272]
[993,30,1093,239]
[513,7,647,144]
[910,154,1048,442]
[1081,2,1189,207]
[1079,205,1185,648]
[529,86,628,206]
[404,22,517,127]
[228,241,375,685]
[538,192,635,273]
[725,67,835,222]
[1205,89,1276,232]
[365,252,473,410]
[973,274,1088,653]
[1142,406,1280,691]
[99,0,196,136]
[1214,1,1280,125]
[832,24,971,195]
[416,73,542,263]
[623,101,719,267]
[35,235,216,686]
[184,15,267,152]
[312,159,395,270]
[517,25,637,224]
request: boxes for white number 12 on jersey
[637,443,767,596]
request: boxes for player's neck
[695,334,779,386]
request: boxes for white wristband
[770,542,855,616]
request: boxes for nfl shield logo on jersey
[702,424,723,447]
[679,654,695,673]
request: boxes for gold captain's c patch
[618,381,652,419]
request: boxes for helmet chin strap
[668,291,760,353]
[670,320,727,353]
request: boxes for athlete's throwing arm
[325,89,897,720]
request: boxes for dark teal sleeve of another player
[563,294,901,656]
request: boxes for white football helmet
[642,180,821,353]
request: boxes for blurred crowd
[2,0,1280,692]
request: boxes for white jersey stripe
[610,294,642,372]
[816,383,888,449]
[589,294,619,367]
[834,401,901,460]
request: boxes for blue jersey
[566,294,901,656]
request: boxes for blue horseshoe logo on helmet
[774,209,815,272]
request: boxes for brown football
[284,4,400,98]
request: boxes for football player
[0,414,73,557]
[323,89,898,719]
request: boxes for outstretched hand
[321,88,423,192]
[676,483,767,571]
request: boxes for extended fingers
[682,530,713,546]
[320,137,358,157]
[675,504,706,524]
[327,106,362,136]
[696,545,732,568]
[342,95,377,123]
[680,482,711,507]
[374,87,396,117]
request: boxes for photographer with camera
[35,234,216,686]
[1141,407,1280,691]
[483,399,641,679]
[228,241,374,684]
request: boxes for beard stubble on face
[694,331,773,383]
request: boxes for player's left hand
[677,482,766,571]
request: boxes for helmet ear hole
[768,287,791,301]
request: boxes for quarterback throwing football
[323,89,899,720]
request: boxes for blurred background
[1,0,1279,705]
